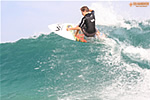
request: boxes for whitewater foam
[123,46,150,62]
[90,2,150,30]
[94,35,150,100]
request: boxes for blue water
[1,20,150,100]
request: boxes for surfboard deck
[48,23,105,43]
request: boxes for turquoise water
[1,20,150,100]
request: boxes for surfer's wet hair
[80,6,89,12]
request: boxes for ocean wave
[1,2,150,100]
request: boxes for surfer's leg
[75,30,79,36]
[95,29,100,39]
[95,29,106,39]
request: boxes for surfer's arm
[66,26,80,31]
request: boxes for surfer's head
[80,6,89,16]
[80,6,89,12]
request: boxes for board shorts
[75,30,97,43]
[75,34,87,43]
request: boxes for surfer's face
[81,11,86,16]
[81,11,84,16]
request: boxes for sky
[1,0,150,43]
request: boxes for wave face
[1,19,150,100]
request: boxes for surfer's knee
[77,27,81,31]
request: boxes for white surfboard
[48,23,76,41]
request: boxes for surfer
[67,6,101,37]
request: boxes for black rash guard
[79,10,96,37]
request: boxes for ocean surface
[1,20,150,100]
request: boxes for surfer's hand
[66,28,70,31]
